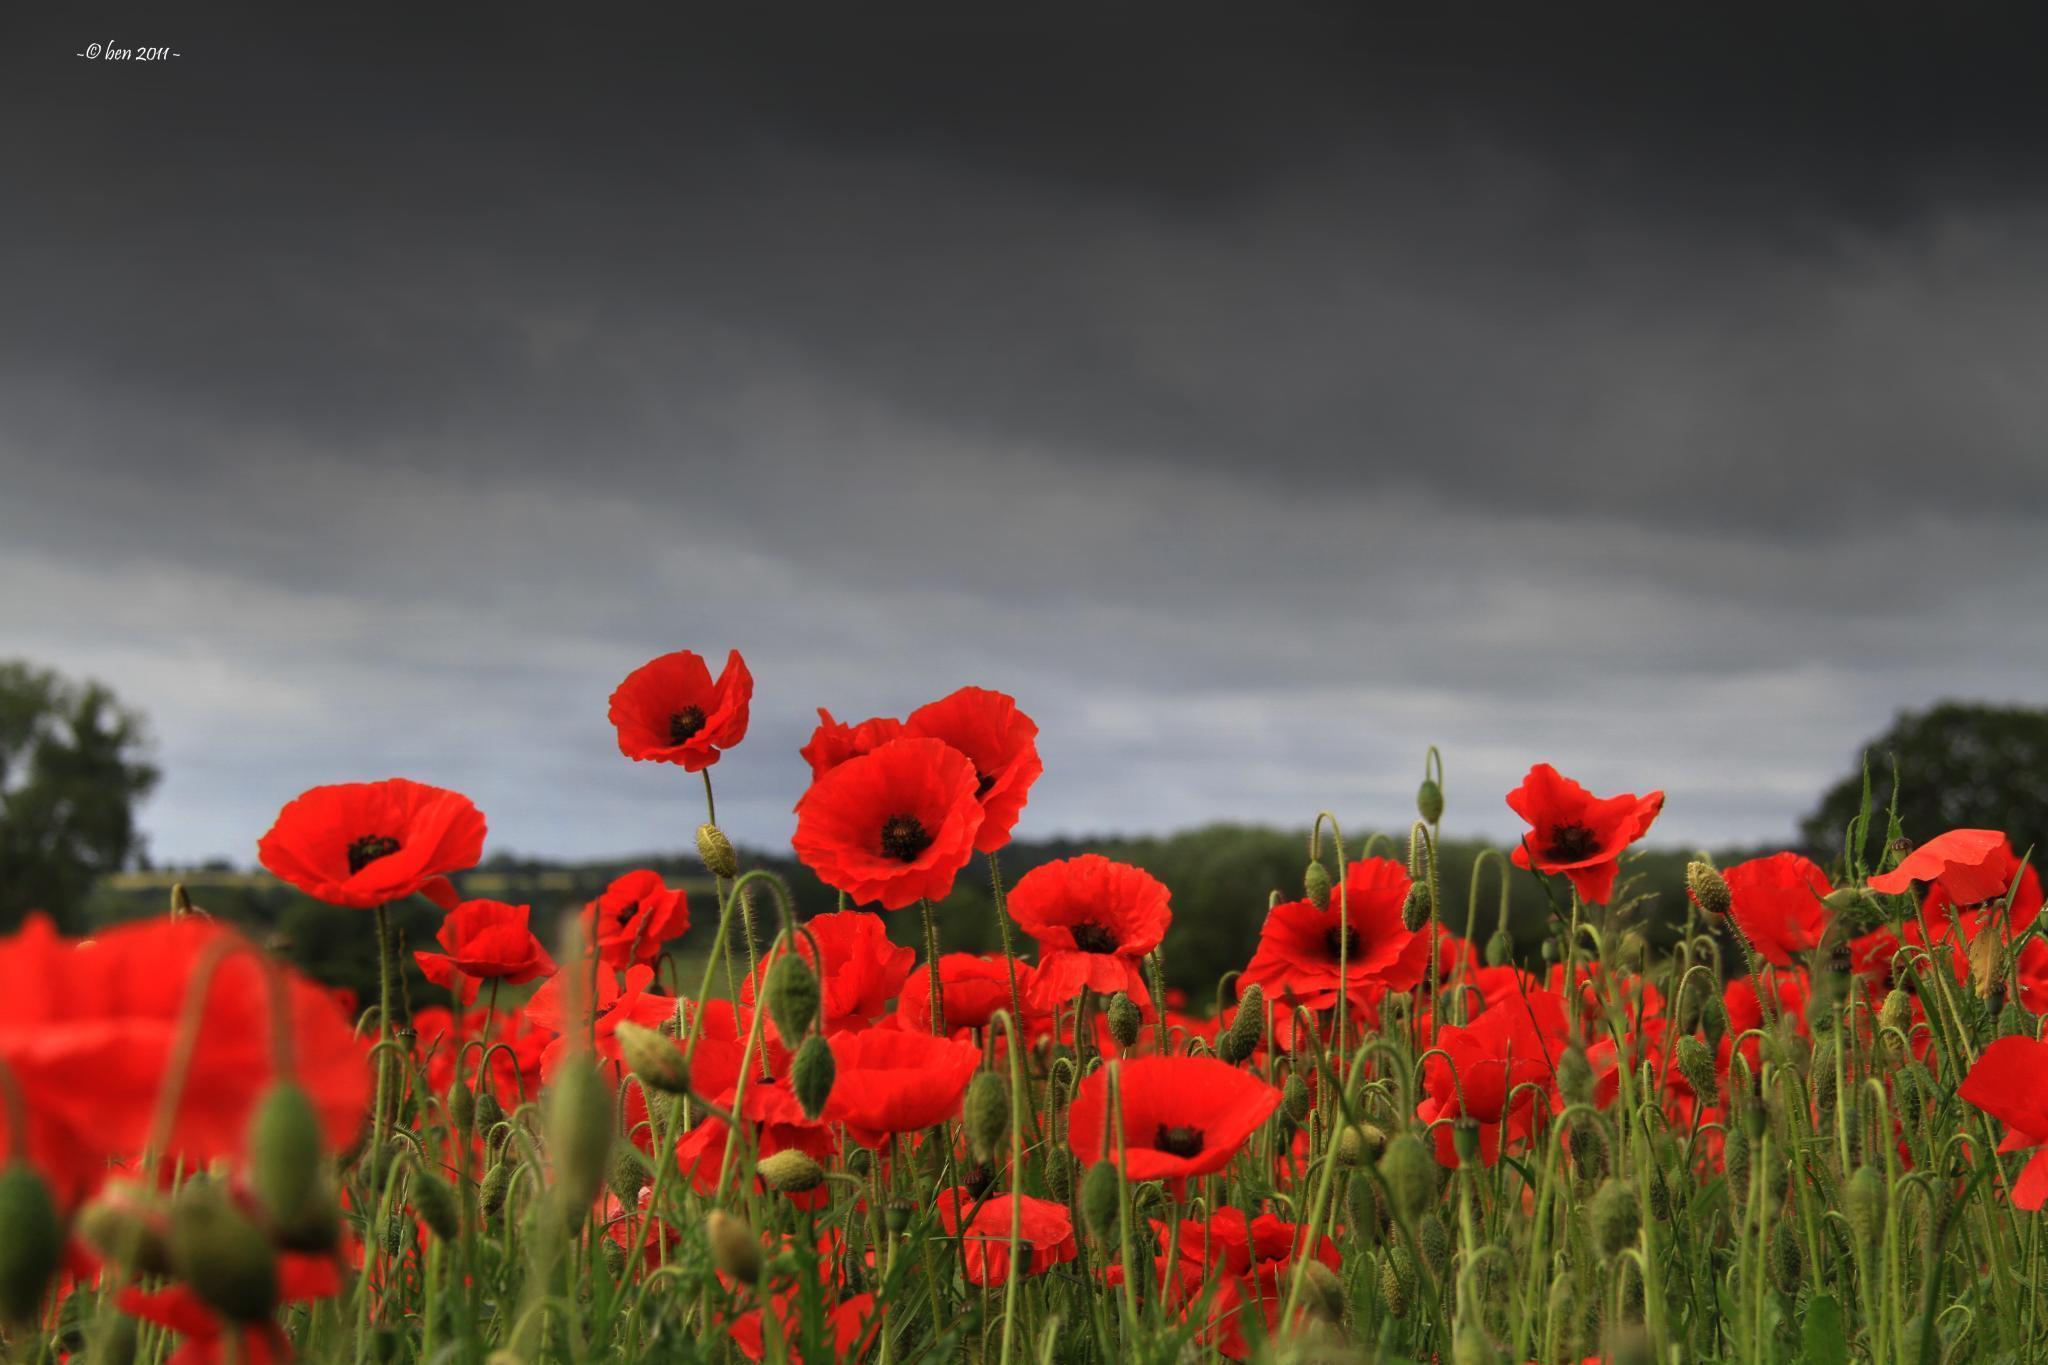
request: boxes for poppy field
[5,648,2048,1365]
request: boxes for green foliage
[0,660,159,932]
[1801,700,2048,860]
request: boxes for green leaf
[1801,1293,1846,1365]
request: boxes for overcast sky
[4,6,2045,865]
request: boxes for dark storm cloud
[3,5,2045,862]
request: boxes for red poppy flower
[582,870,690,970]
[1005,854,1171,1008]
[257,778,485,910]
[0,915,371,1203]
[607,648,753,770]
[1416,987,1569,1166]
[414,899,555,1004]
[1717,971,1809,1080]
[413,1006,546,1112]
[1958,1036,2048,1209]
[119,1249,341,1365]
[903,686,1042,853]
[1240,857,1430,1017]
[1914,835,2043,937]
[743,910,916,1038]
[824,1028,982,1144]
[936,1188,1077,1284]
[792,737,983,910]
[1067,1055,1282,1189]
[1721,852,1833,967]
[730,1290,879,1365]
[799,707,906,782]
[897,953,1038,1036]
[522,963,676,1076]
[1505,764,1664,904]
[1869,828,2018,905]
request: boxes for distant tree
[0,661,160,931]
[1801,702,2048,861]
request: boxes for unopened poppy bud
[1556,1046,1594,1107]
[475,1090,506,1133]
[479,1162,512,1217]
[170,882,192,917]
[791,1035,836,1120]
[77,1197,173,1277]
[448,1073,476,1133]
[764,952,821,1046]
[1299,1258,1344,1321]
[169,1183,278,1323]
[1379,1133,1436,1223]
[1042,1148,1074,1199]
[0,1165,61,1326]
[1303,860,1332,910]
[1225,984,1266,1062]
[1417,778,1444,827]
[1673,1034,1716,1103]
[1337,1122,1386,1167]
[615,1021,691,1097]
[1418,1212,1450,1282]
[1105,993,1142,1049]
[1484,930,1513,967]
[696,823,739,879]
[1591,1179,1639,1259]
[1282,1073,1311,1123]
[411,1171,460,1241]
[546,1057,615,1210]
[381,1212,408,1257]
[249,1081,323,1229]
[845,1145,875,1180]
[1451,1118,1482,1167]
[1770,1222,1802,1293]
[1821,886,1862,913]
[964,1072,1009,1161]
[608,1148,649,1202]
[1402,883,1431,932]
[705,1210,762,1281]
[756,1149,826,1195]
[1686,861,1731,918]
[1844,1164,1885,1247]
[1879,988,1912,1035]
[1080,1162,1122,1243]
[1379,1246,1413,1317]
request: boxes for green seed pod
[1418,1212,1450,1283]
[248,1081,324,1229]
[1080,1162,1122,1243]
[1380,1245,1413,1317]
[1556,1046,1594,1107]
[1303,860,1333,910]
[1451,1119,1482,1168]
[0,1165,61,1325]
[411,1171,461,1241]
[1105,993,1142,1050]
[1591,1179,1640,1259]
[1402,882,1431,932]
[964,1072,1010,1161]
[609,1147,649,1203]
[764,952,822,1046]
[756,1149,826,1195]
[1686,860,1731,918]
[1417,778,1445,827]
[546,1056,615,1211]
[1845,1165,1886,1248]
[168,1183,278,1323]
[884,1199,913,1234]
[1673,1033,1716,1105]
[791,1034,837,1120]
[705,1210,762,1281]
[1379,1132,1436,1223]
[1484,930,1514,967]
[1770,1222,1802,1293]
[1282,1073,1312,1123]
[615,1021,692,1097]
[479,1162,512,1217]
[696,822,739,879]
[1299,1258,1344,1321]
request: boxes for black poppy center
[347,835,401,874]
[1325,925,1361,961]
[668,706,707,744]
[879,813,933,863]
[1071,920,1120,954]
[1153,1124,1205,1158]
[974,770,996,798]
[1546,823,1601,862]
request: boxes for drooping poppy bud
[791,1034,836,1120]
[756,1150,825,1195]
[609,1148,650,1203]
[1379,1246,1412,1317]
[964,1072,1009,1162]
[447,1072,476,1134]
[168,1183,278,1323]
[1104,993,1141,1050]
[705,1209,762,1281]
[616,1021,692,1097]
[547,1056,615,1211]
[1041,1148,1074,1200]
[1591,1179,1639,1259]
[1770,1222,1802,1293]
[1402,883,1431,932]
[1686,861,1731,918]
[0,1165,61,1326]
[1379,1132,1436,1222]
[1299,1258,1344,1321]
[1484,931,1513,967]
[696,823,739,879]
[1337,1121,1386,1167]
[764,952,821,1046]
[411,1171,461,1241]
[1417,778,1444,827]
[1303,860,1332,910]
[1556,1046,1594,1107]
[1417,1212,1450,1282]
[1079,1162,1121,1244]
[248,1081,324,1230]
[1674,1034,1716,1104]
[1222,983,1266,1063]
[1282,1073,1311,1124]
[1845,1165,1886,1247]
[480,1162,512,1218]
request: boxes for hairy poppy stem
[920,899,946,1036]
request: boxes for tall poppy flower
[582,869,691,970]
[1869,828,2019,906]
[1958,1036,2048,1209]
[1067,1055,1281,1190]
[1416,987,1569,1166]
[1240,857,1430,1017]
[824,1028,981,1144]
[799,708,905,782]
[1722,852,1834,967]
[521,963,676,1076]
[1913,834,2042,938]
[903,686,1042,853]
[257,778,485,910]
[1005,854,1171,1008]
[730,1289,880,1365]
[936,1188,1077,1284]
[1505,764,1664,904]
[414,899,556,1004]
[607,648,753,770]
[743,910,916,1037]
[792,737,983,910]
[897,953,1040,1036]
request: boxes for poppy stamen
[347,835,402,874]
[974,771,996,798]
[879,814,934,863]
[1545,823,1601,863]
[1153,1123,1205,1158]
[668,707,707,744]
[1324,924,1361,960]
[1070,921,1120,954]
